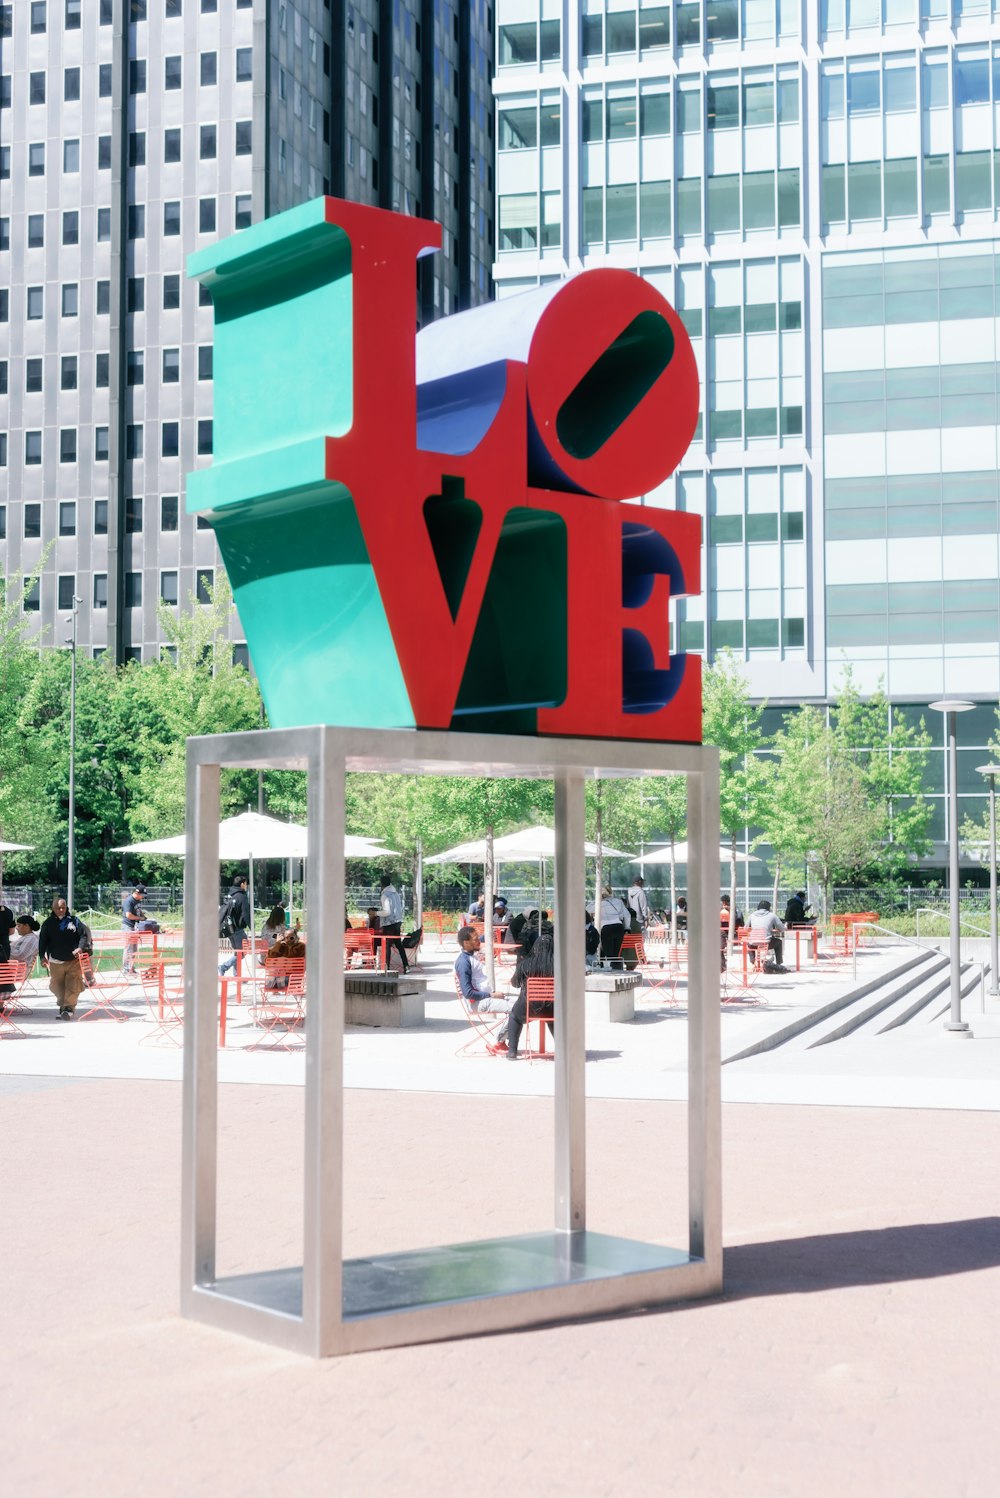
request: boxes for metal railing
[848,919,987,1014]
[913,907,990,944]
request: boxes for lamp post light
[929,698,975,1037]
[976,763,1000,997]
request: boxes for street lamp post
[67,597,81,912]
[929,698,975,1037]
[976,763,1000,997]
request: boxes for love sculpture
[187,195,702,743]
[180,199,721,1359]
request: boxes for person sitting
[10,913,40,973]
[366,906,381,931]
[454,926,514,1025]
[265,924,304,989]
[467,892,485,921]
[783,890,815,926]
[584,908,601,965]
[747,900,786,971]
[507,930,555,1060]
[675,896,688,939]
[493,896,511,932]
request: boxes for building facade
[0,0,493,663]
[493,0,1000,847]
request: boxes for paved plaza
[2,938,999,1495]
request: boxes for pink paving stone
[1,1077,999,1497]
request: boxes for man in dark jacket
[219,876,252,977]
[38,897,91,1017]
[783,890,815,926]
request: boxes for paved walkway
[3,1074,998,1496]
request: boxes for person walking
[218,876,251,977]
[599,886,630,969]
[379,873,408,972]
[38,897,91,1018]
[121,881,154,974]
[626,876,651,930]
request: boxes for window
[58,577,75,611]
[235,195,252,230]
[235,120,252,155]
[31,4,46,35]
[744,79,774,126]
[126,425,144,460]
[129,133,146,168]
[98,136,112,169]
[0,359,6,394]
[884,66,915,113]
[28,215,44,249]
[94,575,108,610]
[128,205,146,239]
[96,281,110,314]
[61,356,77,390]
[164,202,181,235]
[98,209,111,241]
[162,347,180,382]
[199,199,216,234]
[64,68,81,102]
[26,359,43,393]
[196,569,215,604]
[63,140,80,173]
[160,571,180,606]
[0,290,7,321]
[94,501,108,535]
[65,0,81,26]
[29,143,45,177]
[127,277,145,313]
[198,346,213,380]
[161,495,179,531]
[0,218,7,252]
[199,284,212,307]
[0,5,9,34]
[125,497,143,533]
[100,0,113,19]
[707,84,738,131]
[100,64,113,98]
[23,583,41,615]
[165,57,182,90]
[202,0,218,10]
[201,52,217,86]
[955,55,989,106]
[59,502,76,537]
[235,49,253,82]
[127,351,144,386]
[163,274,180,309]
[60,429,77,463]
[96,354,110,387]
[200,125,217,160]
[30,73,46,105]
[24,502,41,536]
[27,286,43,319]
[62,211,79,246]
[164,128,182,163]
[166,0,182,15]
[162,423,179,457]
[95,427,109,461]
[130,60,147,95]
[232,645,250,670]
[197,420,213,455]
[0,146,9,179]
[0,78,10,110]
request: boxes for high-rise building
[493,1,1000,848]
[0,0,494,663]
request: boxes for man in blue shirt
[454,927,514,1018]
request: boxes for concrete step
[809,953,957,1047]
[913,962,987,1029]
[722,947,939,1066]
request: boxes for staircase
[723,946,986,1066]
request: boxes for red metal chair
[0,962,29,1038]
[344,929,377,969]
[139,960,184,1046]
[619,933,677,1004]
[250,956,306,1050]
[452,973,507,1057]
[523,975,555,1061]
[76,951,131,1022]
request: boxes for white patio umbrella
[426,823,631,913]
[631,841,757,865]
[0,839,33,852]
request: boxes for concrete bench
[344,972,427,1027]
[584,971,640,1023]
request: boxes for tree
[0,565,61,882]
[830,668,933,884]
[702,652,772,958]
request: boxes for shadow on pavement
[722,1218,1000,1296]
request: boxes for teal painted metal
[186,202,414,731]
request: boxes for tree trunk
[772,856,781,910]
[414,837,423,928]
[669,837,677,946]
[727,835,738,963]
[594,797,604,931]
[484,825,496,990]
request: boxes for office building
[0,0,494,662]
[492,1,1000,845]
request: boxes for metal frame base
[181,725,722,1357]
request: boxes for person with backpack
[218,876,251,977]
[378,873,408,973]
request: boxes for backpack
[218,893,238,938]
